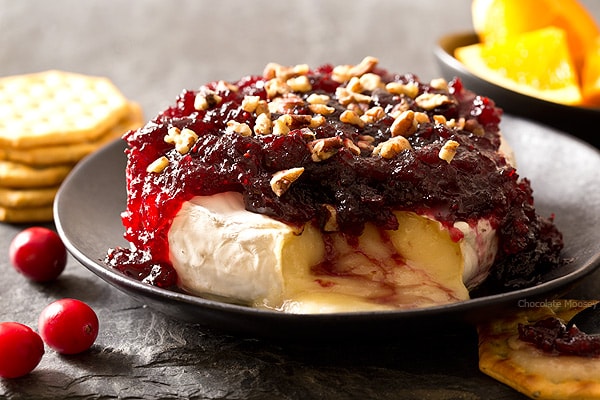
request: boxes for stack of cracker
[0,70,143,223]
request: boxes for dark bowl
[434,31,600,149]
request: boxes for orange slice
[582,36,600,107]
[455,27,582,105]
[472,0,600,72]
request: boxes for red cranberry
[0,322,44,378]
[38,299,99,355]
[9,227,67,282]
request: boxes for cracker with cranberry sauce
[478,299,600,399]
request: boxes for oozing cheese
[168,191,498,313]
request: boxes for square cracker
[0,204,54,223]
[0,70,130,148]
[478,299,600,399]
[0,102,143,166]
[0,186,58,208]
[0,160,72,188]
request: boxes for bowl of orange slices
[434,0,600,148]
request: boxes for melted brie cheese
[168,192,498,313]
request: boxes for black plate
[434,31,600,149]
[54,116,600,340]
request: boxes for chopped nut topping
[340,110,365,128]
[306,93,330,104]
[264,77,291,99]
[439,140,460,163]
[310,136,343,162]
[216,80,239,92]
[241,95,261,113]
[254,114,273,135]
[346,76,363,93]
[414,112,430,124]
[335,87,372,106]
[299,127,316,140]
[414,93,454,110]
[343,138,361,155]
[429,78,448,90]
[390,99,410,115]
[147,156,169,173]
[358,136,376,151]
[273,114,293,135]
[270,167,305,197]
[164,127,199,154]
[309,103,335,115]
[287,75,312,93]
[359,73,384,91]
[332,56,379,83]
[463,118,485,136]
[322,204,339,232]
[263,63,309,80]
[194,91,223,111]
[385,81,419,98]
[390,110,416,137]
[268,94,304,114]
[360,106,385,124]
[226,121,253,137]
[255,100,270,117]
[373,136,412,159]
[433,114,447,125]
[309,115,326,128]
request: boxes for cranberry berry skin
[0,322,45,378]
[9,227,67,282]
[38,299,99,355]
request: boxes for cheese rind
[169,192,498,313]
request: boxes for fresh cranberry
[9,227,67,282]
[38,299,99,355]
[0,322,44,378]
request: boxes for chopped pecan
[164,127,199,154]
[439,140,460,163]
[385,81,419,98]
[332,56,379,83]
[322,204,339,232]
[343,138,361,155]
[194,90,223,111]
[270,167,305,197]
[147,156,169,173]
[340,110,365,128]
[254,113,273,135]
[414,93,454,110]
[360,106,385,124]
[390,110,416,137]
[225,121,253,137]
[373,136,412,159]
[309,136,343,162]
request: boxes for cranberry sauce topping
[106,57,563,290]
[518,317,600,358]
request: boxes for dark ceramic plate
[434,31,600,149]
[54,116,600,340]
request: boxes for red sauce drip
[518,317,600,357]
[105,64,563,291]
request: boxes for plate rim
[54,118,600,335]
